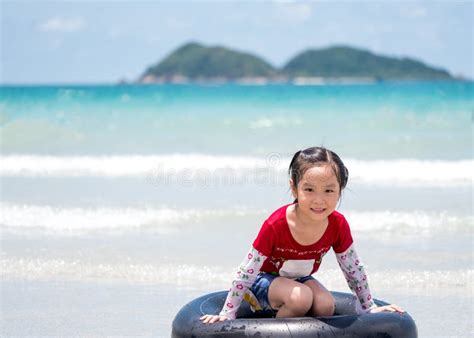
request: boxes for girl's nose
[312,192,324,203]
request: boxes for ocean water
[0,82,473,337]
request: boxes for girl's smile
[310,207,326,214]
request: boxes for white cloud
[38,17,86,33]
[273,2,313,23]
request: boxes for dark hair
[288,147,349,202]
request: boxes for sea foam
[1,254,471,293]
[1,154,472,187]
[0,203,260,235]
[1,203,471,236]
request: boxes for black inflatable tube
[172,290,417,337]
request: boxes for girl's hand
[200,314,230,324]
[369,304,405,314]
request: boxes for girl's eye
[326,189,334,193]
[304,188,313,192]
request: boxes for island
[138,42,455,84]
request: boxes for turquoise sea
[1,81,473,337]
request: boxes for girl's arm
[335,244,377,314]
[218,246,266,319]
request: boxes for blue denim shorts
[247,272,315,314]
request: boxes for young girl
[201,147,404,324]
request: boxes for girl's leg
[303,279,335,316]
[267,277,313,318]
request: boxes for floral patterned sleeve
[219,246,266,319]
[335,244,377,314]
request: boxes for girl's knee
[286,284,313,313]
[314,292,335,316]
[269,278,314,316]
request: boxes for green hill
[139,42,454,83]
[140,42,276,81]
[282,46,452,80]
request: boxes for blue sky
[1,0,473,84]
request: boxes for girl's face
[291,164,341,223]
